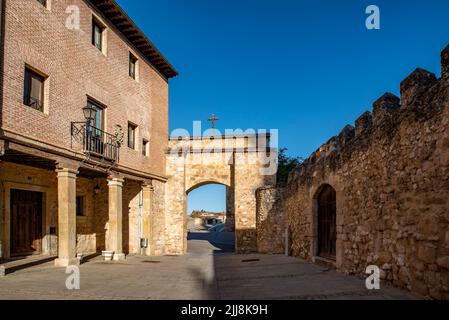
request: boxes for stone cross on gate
[208,114,220,129]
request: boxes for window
[24,67,45,112]
[76,196,85,217]
[128,123,137,149]
[36,0,47,7]
[85,99,108,157]
[92,18,104,51]
[129,53,137,79]
[142,139,149,156]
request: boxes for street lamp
[82,104,97,124]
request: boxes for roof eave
[89,0,178,79]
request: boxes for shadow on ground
[0,231,419,300]
[187,231,235,253]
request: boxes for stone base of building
[0,161,168,266]
[113,253,126,261]
[54,258,80,268]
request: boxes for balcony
[71,122,120,162]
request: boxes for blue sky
[188,184,226,214]
[117,0,449,213]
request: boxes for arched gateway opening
[187,183,235,253]
[316,184,337,260]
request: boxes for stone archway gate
[164,133,277,254]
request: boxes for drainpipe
[138,189,143,255]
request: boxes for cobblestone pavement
[0,232,419,300]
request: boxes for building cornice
[88,0,178,79]
[0,129,168,183]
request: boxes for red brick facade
[1,0,172,178]
[0,0,176,263]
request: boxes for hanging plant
[113,124,124,147]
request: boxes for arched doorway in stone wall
[316,184,337,260]
[186,182,235,253]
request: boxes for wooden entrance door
[10,189,43,256]
[317,185,336,260]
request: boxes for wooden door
[10,189,43,256]
[317,185,336,260]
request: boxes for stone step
[314,256,336,270]
[0,255,56,277]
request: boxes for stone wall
[164,153,188,255]
[92,178,108,253]
[0,161,108,258]
[151,180,166,256]
[232,151,276,253]
[90,177,167,256]
[0,161,169,258]
[0,162,58,258]
[256,186,285,254]
[225,186,235,232]
[122,179,141,255]
[75,176,97,254]
[282,46,449,299]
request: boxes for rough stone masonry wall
[122,179,141,255]
[0,161,105,258]
[232,151,276,253]
[0,161,168,257]
[283,46,449,299]
[256,186,285,254]
[91,177,167,256]
[151,180,166,256]
[0,162,58,258]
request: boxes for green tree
[276,148,303,187]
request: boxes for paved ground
[0,232,418,300]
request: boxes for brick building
[0,0,177,266]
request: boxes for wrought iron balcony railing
[71,122,120,162]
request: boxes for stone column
[55,166,79,267]
[107,176,126,261]
[225,186,235,232]
[141,183,153,256]
[165,154,187,255]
